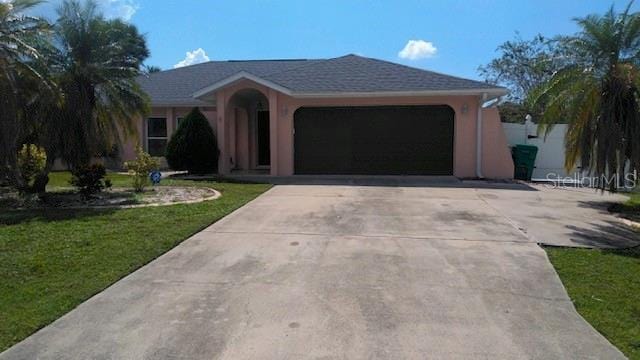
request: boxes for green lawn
[0,174,271,351]
[46,170,133,188]
[609,191,640,222]
[546,246,640,359]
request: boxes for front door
[257,111,270,166]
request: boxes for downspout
[476,93,488,179]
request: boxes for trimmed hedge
[166,108,219,174]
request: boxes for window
[176,116,185,129]
[147,117,167,156]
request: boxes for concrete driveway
[2,183,635,359]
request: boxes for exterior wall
[235,107,250,170]
[481,107,514,179]
[120,106,217,168]
[212,79,514,178]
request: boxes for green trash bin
[511,144,538,181]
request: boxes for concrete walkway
[2,184,635,359]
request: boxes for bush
[17,144,47,186]
[166,107,219,174]
[70,164,112,198]
[124,146,160,192]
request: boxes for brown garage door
[294,105,454,175]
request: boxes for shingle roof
[137,54,505,105]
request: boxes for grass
[0,173,271,351]
[546,246,640,359]
[609,191,640,221]
[46,171,132,188]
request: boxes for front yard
[0,173,270,351]
[1,174,638,357]
[546,246,640,359]
[609,191,640,222]
[546,191,640,359]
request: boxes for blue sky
[31,0,639,80]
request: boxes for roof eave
[149,101,215,107]
[289,88,508,99]
[190,70,508,102]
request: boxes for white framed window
[176,116,185,129]
[146,117,167,157]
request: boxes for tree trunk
[0,92,24,189]
[30,152,57,193]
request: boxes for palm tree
[56,0,149,168]
[529,2,640,191]
[0,0,50,187]
[31,0,150,191]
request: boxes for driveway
[2,183,635,359]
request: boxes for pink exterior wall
[481,107,514,178]
[120,106,217,167]
[235,108,250,170]
[206,79,514,178]
[121,79,513,179]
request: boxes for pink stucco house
[128,54,513,178]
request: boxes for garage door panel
[294,105,454,175]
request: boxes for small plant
[125,146,160,192]
[166,107,219,174]
[70,164,112,198]
[17,144,47,187]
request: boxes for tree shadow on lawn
[0,207,117,225]
[601,245,640,259]
[567,219,640,249]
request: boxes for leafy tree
[30,0,150,192]
[143,65,162,74]
[497,101,531,124]
[166,108,219,174]
[0,0,50,187]
[479,34,568,102]
[528,2,640,191]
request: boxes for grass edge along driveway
[0,176,271,352]
[546,245,640,360]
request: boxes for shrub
[17,144,47,186]
[124,146,160,192]
[70,164,112,198]
[166,107,219,174]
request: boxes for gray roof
[137,54,505,106]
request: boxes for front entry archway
[226,88,270,173]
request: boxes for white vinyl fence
[502,121,582,181]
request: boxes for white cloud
[398,39,437,60]
[174,48,211,68]
[102,0,139,21]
